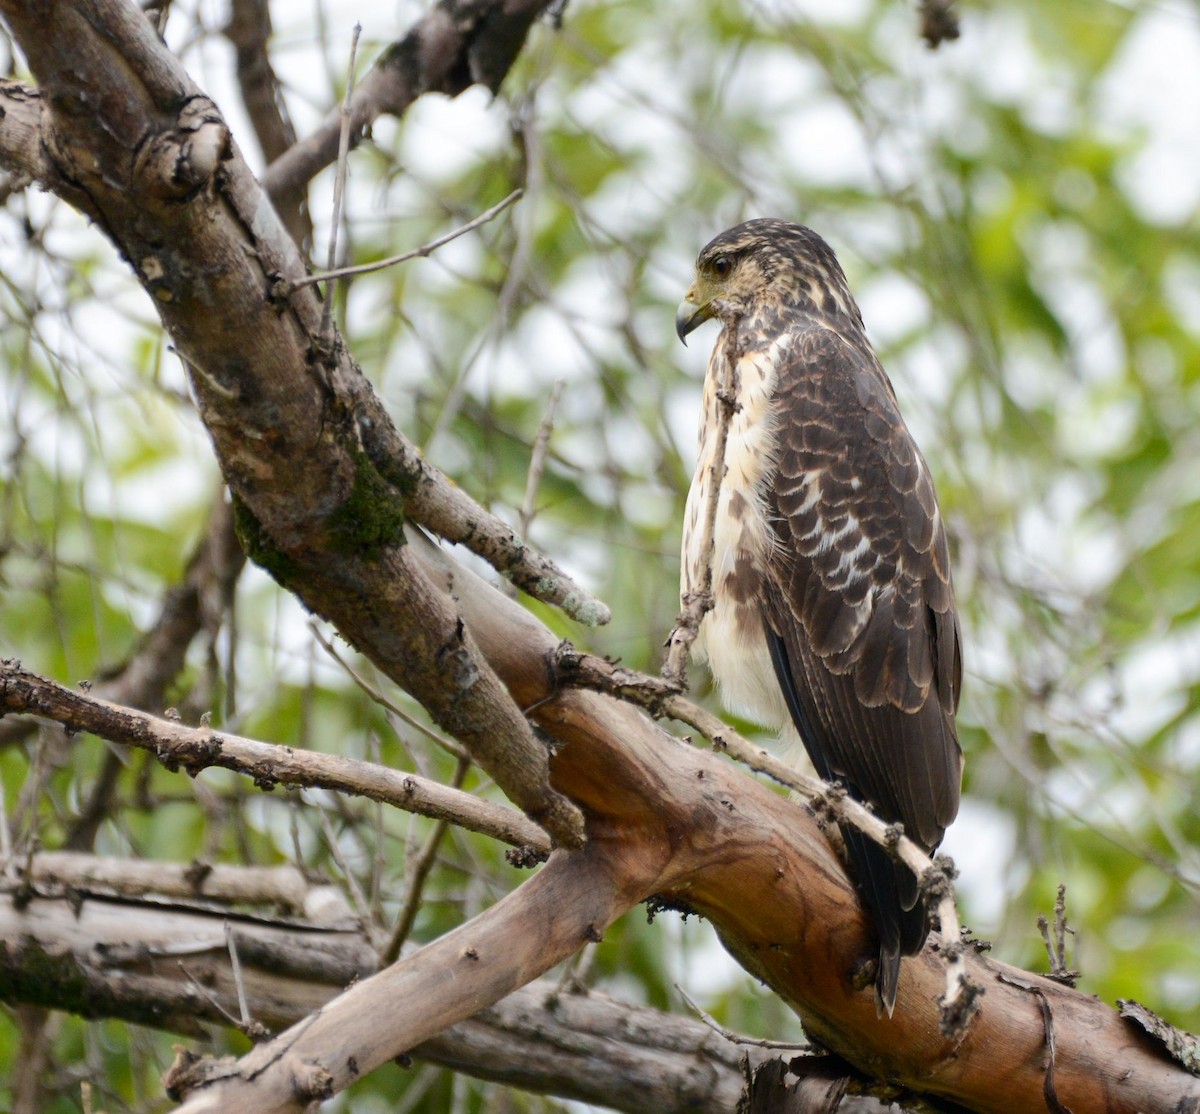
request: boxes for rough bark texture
[0,861,769,1112]
[0,0,584,852]
[260,0,558,202]
[0,663,551,854]
[0,3,1198,1114]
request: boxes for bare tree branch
[168,848,627,1111]
[19,851,354,922]
[519,378,566,538]
[2,5,1199,1114]
[0,661,550,855]
[319,21,362,338]
[0,17,609,634]
[291,188,523,290]
[553,645,973,1024]
[0,881,377,1038]
[260,0,559,204]
[406,514,1200,1114]
[383,754,471,965]
[223,0,311,246]
[0,864,772,1113]
[0,0,595,847]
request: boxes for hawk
[676,219,962,1016]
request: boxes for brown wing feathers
[678,219,962,1016]
[764,326,961,1008]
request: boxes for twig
[663,329,739,686]
[368,731,387,918]
[383,755,471,964]
[320,23,362,336]
[224,921,251,1025]
[293,190,523,291]
[179,960,244,1028]
[310,623,468,760]
[179,961,271,1042]
[0,661,550,855]
[518,378,565,539]
[675,984,814,1052]
[1037,883,1079,986]
[0,768,10,865]
[551,939,598,997]
[317,805,372,922]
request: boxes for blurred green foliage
[2,0,1200,1109]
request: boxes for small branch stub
[134,98,229,200]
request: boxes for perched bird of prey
[676,219,962,1015]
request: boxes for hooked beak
[675,288,714,346]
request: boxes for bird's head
[675,218,861,345]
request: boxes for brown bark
[0,0,587,851]
[0,3,1197,1114]
[224,0,312,247]
[416,543,1200,1114]
[0,662,550,854]
[0,862,768,1112]
[4,649,1198,1113]
[259,0,558,203]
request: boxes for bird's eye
[712,255,733,278]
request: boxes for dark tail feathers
[841,823,928,1016]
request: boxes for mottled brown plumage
[677,218,962,1015]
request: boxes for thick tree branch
[0,0,592,849]
[0,863,767,1112]
[554,645,972,1024]
[169,848,630,1112]
[409,518,1200,1114]
[260,0,558,203]
[0,661,550,855]
[0,12,607,632]
[22,851,354,922]
[223,0,311,247]
[0,880,377,1039]
[2,5,1198,1114]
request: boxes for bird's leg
[662,588,713,690]
[663,331,741,687]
